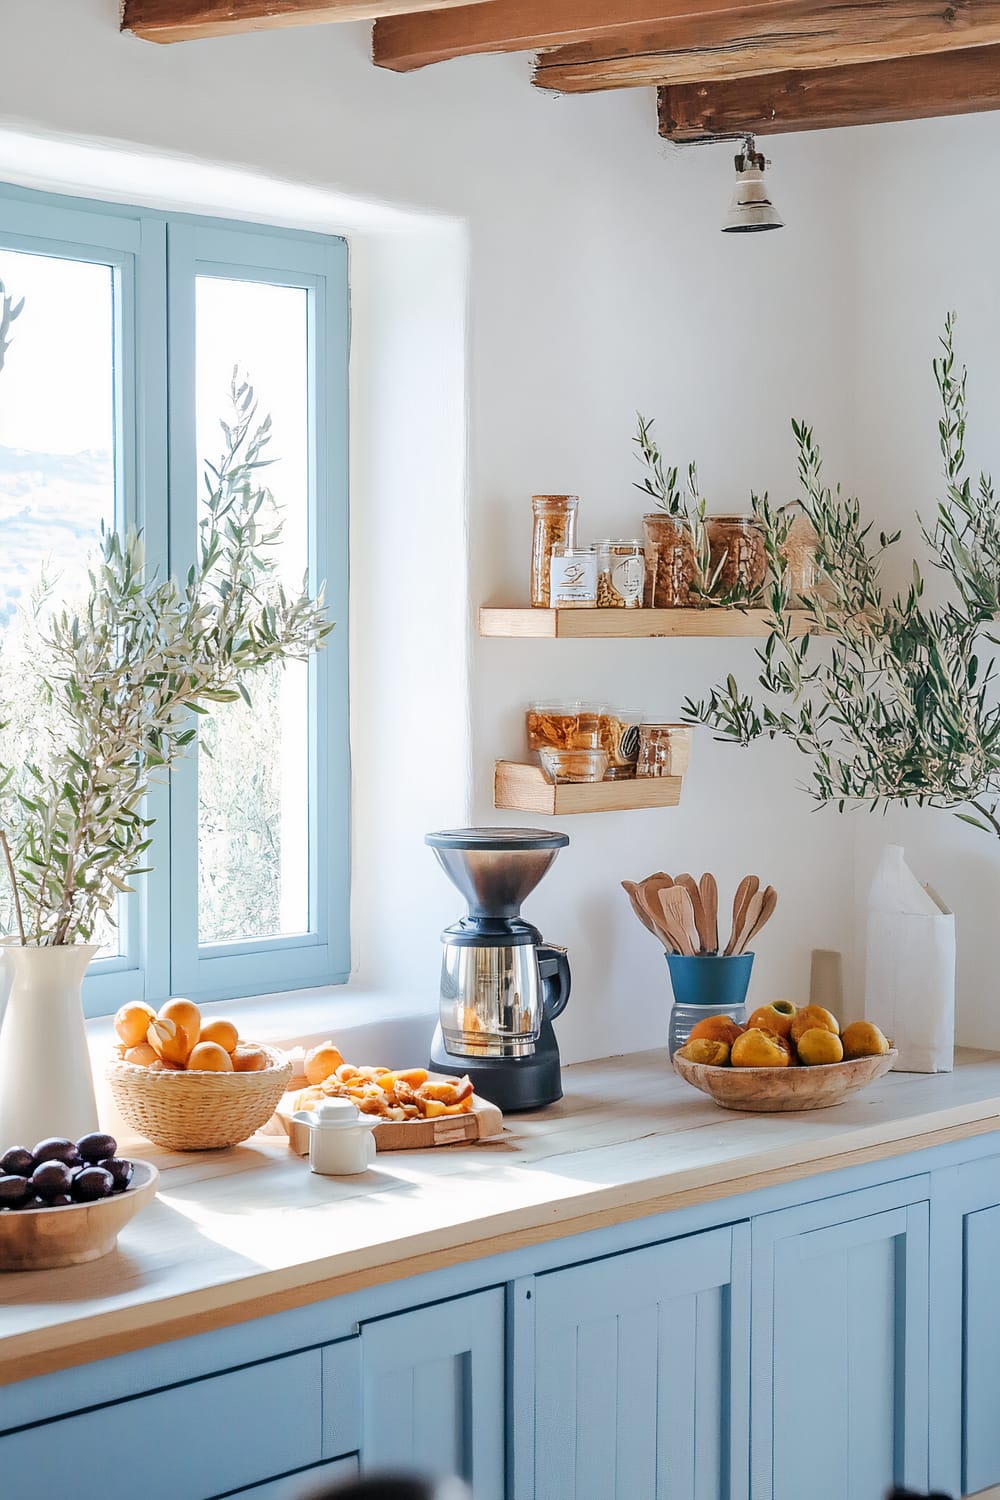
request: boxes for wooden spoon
[699,873,719,954]
[725,875,760,956]
[660,886,700,957]
[621,881,665,945]
[738,885,777,953]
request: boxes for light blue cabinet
[6,1144,1000,1500]
[751,1178,931,1500]
[522,1224,750,1500]
[360,1288,505,1500]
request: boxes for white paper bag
[863,844,955,1073]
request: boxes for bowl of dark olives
[0,1132,158,1270]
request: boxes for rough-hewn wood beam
[123,0,495,45]
[658,46,1000,139]
[372,0,780,72]
[534,0,1000,91]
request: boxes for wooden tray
[274,1088,504,1153]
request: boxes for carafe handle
[537,944,571,1020]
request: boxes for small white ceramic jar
[290,1098,378,1175]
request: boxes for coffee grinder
[426,827,571,1113]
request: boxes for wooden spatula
[660,886,700,957]
[636,874,674,942]
[621,880,664,944]
[731,889,764,957]
[724,875,760,955]
[738,885,777,953]
[699,873,719,954]
[674,874,710,954]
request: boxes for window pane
[195,276,310,946]
[0,249,120,955]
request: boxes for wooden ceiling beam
[372,0,781,71]
[123,0,496,45]
[534,0,1000,91]
[658,46,1000,139]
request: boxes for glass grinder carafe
[426,828,571,1113]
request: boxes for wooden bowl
[672,1049,898,1112]
[0,1160,159,1271]
[108,1043,292,1150]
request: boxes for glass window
[0,189,349,1012]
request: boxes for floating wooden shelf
[494,761,682,815]
[479,607,808,639]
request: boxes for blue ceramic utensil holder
[666,952,754,1055]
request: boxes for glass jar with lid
[599,708,645,778]
[526,701,606,753]
[549,545,598,607]
[595,539,645,609]
[642,514,697,608]
[531,495,578,608]
[706,515,767,598]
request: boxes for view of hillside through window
[0,248,120,955]
[195,275,310,947]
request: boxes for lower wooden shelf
[479,606,809,639]
[494,761,683,814]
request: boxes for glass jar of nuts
[642,514,697,608]
[706,515,767,598]
[595,539,645,609]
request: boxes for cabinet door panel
[964,1203,1000,1495]
[0,1349,324,1500]
[754,1193,930,1500]
[533,1225,749,1500]
[360,1289,504,1500]
[219,1455,358,1499]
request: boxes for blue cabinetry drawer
[1,1349,331,1500]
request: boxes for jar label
[611,555,644,604]
[550,552,597,603]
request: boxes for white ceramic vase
[0,943,100,1149]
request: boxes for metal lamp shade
[722,159,783,233]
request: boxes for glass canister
[595,539,645,609]
[706,515,767,598]
[636,723,692,778]
[599,708,645,779]
[642,514,696,608]
[550,545,598,607]
[665,953,753,1055]
[531,495,579,608]
[526,701,605,752]
[780,513,823,605]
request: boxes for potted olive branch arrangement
[683,314,1000,842]
[0,279,333,1142]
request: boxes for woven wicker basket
[107,1044,292,1151]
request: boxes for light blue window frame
[0,185,350,1015]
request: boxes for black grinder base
[429,1016,563,1114]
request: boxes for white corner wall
[845,113,1000,1050]
[1,0,869,1062]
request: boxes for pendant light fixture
[721,136,783,233]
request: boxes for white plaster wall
[845,114,1000,1049]
[0,0,863,1061]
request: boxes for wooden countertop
[4,1048,1000,1387]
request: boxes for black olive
[31,1161,75,1200]
[46,1194,74,1207]
[0,1146,34,1177]
[71,1166,114,1202]
[31,1137,81,1168]
[76,1132,118,1164]
[102,1158,134,1192]
[0,1174,32,1207]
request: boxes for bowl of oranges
[672,1001,897,1112]
[106,999,292,1150]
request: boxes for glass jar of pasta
[531,495,579,608]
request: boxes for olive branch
[683,314,1000,840]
